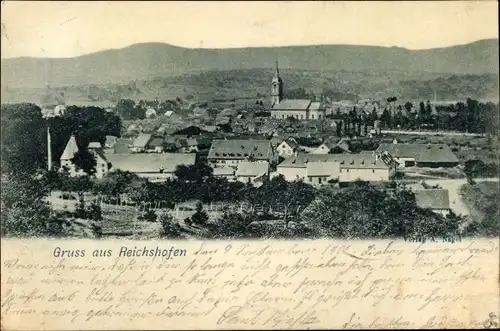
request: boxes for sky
[1,1,498,59]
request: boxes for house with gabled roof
[131,133,152,152]
[277,138,299,157]
[59,135,109,179]
[306,161,340,185]
[106,153,196,182]
[413,189,451,217]
[376,143,459,168]
[208,139,277,168]
[236,161,270,185]
[277,153,394,183]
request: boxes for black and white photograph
[1,2,499,330]
[1,1,498,242]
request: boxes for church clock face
[272,83,278,93]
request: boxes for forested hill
[1,39,498,88]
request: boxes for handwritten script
[1,239,498,330]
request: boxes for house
[306,161,340,185]
[208,139,277,168]
[59,135,109,179]
[177,138,200,153]
[311,138,343,154]
[106,153,196,182]
[113,138,133,154]
[277,153,394,183]
[213,166,237,181]
[376,143,459,168]
[269,62,326,120]
[236,161,269,186]
[131,134,152,152]
[277,138,299,157]
[413,189,451,217]
[147,137,165,153]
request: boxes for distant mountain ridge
[1,39,498,88]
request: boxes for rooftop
[133,133,152,148]
[208,139,273,160]
[278,153,390,169]
[376,143,459,163]
[106,153,196,173]
[414,189,450,210]
[306,161,340,177]
[272,99,311,111]
[236,161,269,177]
[60,135,79,160]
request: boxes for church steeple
[271,60,283,106]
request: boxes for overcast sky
[1,1,498,58]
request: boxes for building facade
[269,62,326,120]
[207,139,277,168]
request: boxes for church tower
[271,60,283,106]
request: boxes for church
[270,62,326,120]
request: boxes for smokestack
[47,126,52,170]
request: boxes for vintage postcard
[1,1,499,330]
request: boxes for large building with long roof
[270,62,326,120]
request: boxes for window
[311,114,315,119]
[372,170,375,173]
[318,177,322,184]
[346,169,349,173]
[309,177,312,182]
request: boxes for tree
[48,106,121,168]
[209,212,255,239]
[1,103,47,176]
[404,102,413,114]
[258,175,317,229]
[191,202,209,225]
[380,108,392,129]
[1,175,56,237]
[302,182,461,241]
[115,99,145,120]
[158,212,183,238]
[174,161,213,183]
[71,149,97,176]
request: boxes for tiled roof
[376,143,459,164]
[148,137,164,148]
[208,139,273,160]
[272,99,311,111]
[236,161,269,177]
[308,102,323,111]
[306,161,340,177]
[133,134,152,148]
[60,135,79,160]
[278,153,390,169]
[414,189,450,210]
[107,153,196,173]
[213,166,236,176]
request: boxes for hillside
[1,39,498,89]
[2,68,497,106]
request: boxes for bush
[191,202,209,225]
[139,209,157,222]
[158,212,183,238]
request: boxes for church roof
[272,99,311,111]
[60,135,79,160]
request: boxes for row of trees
[325,98,498,137]
[0,103,122,177]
